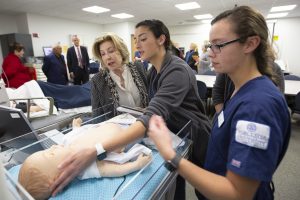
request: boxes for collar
[154,51,172,74]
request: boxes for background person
[134,50,149,70]
[42,44,68,85]
[184,42,198,70]
[90,33,148,118]
[198,42,211,74]
[147,6,290,200]
[67,36,90,85]
[1,42,32,88]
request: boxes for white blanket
[6,80,58,118]
[63,114,151,180]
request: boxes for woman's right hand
[148,115,176,161]
[50,147,97,197]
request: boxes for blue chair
[292,92,300,115]
[89,62,100,74]
[197,81,207,101]
[284,75,300,81]
[197,80,213,116]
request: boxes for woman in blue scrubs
[148,6,290,200]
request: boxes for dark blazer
[67,46,90,73]
[42,53,68,85]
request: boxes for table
[195,75,300,96]
[285,80,300,96]
[195,75,216,88]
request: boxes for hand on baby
[136,153,152,168]
[29,105,43,112]
[72,118,82,128]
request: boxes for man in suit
[42,44,68,85]
[67,36,90,85]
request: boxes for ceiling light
[175,2,200,10]
[267,12,288,18]
[202,19,212,24]
[270,5,297,12]
[194,14,213,20]
[82,6,110,14]
[266,20,277,24]
[111,13,134,19]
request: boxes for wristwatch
[164,152,182,171]
[95,143,107,160]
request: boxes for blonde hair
[190,43,198,50]
[92,33,129,67]
[18,156,52,200]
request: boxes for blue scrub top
[204,76,290,199]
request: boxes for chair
[292,92,300,115]
[197,80,207,101]
[284,75,300,81]
[197,80,212,116]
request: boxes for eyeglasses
[207,38,241,54]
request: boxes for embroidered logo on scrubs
[247,123,257,132]
[235,120,270,150]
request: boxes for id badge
[218,111,224,127]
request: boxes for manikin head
[18,145,71,200]
[18,122,124,200]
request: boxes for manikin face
[208,19,244,74]
[134,26,162,63]
[26,145,72,181]
[99,41,123,72]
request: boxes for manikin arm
[97,154,151,177]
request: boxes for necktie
[77,46,83,68]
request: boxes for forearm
[178,159,254,200]
[97,160,144,177]
[102,121,146,152]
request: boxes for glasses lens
[208,44,220,54]
[212,45,221,53]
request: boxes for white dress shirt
[110,65,141,108]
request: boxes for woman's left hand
[50,147,97,196]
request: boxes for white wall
[169,23,211,54]
[103,22,136,60]
[0,14,18,34]
[273,17,300,76]
[26,13,103,57]
[15,13,29,34]
[0,14,18,69]
[0,12,299,75]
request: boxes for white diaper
[104,143,152,164]
[77,161,101,180]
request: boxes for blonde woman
[91,33,148,118]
